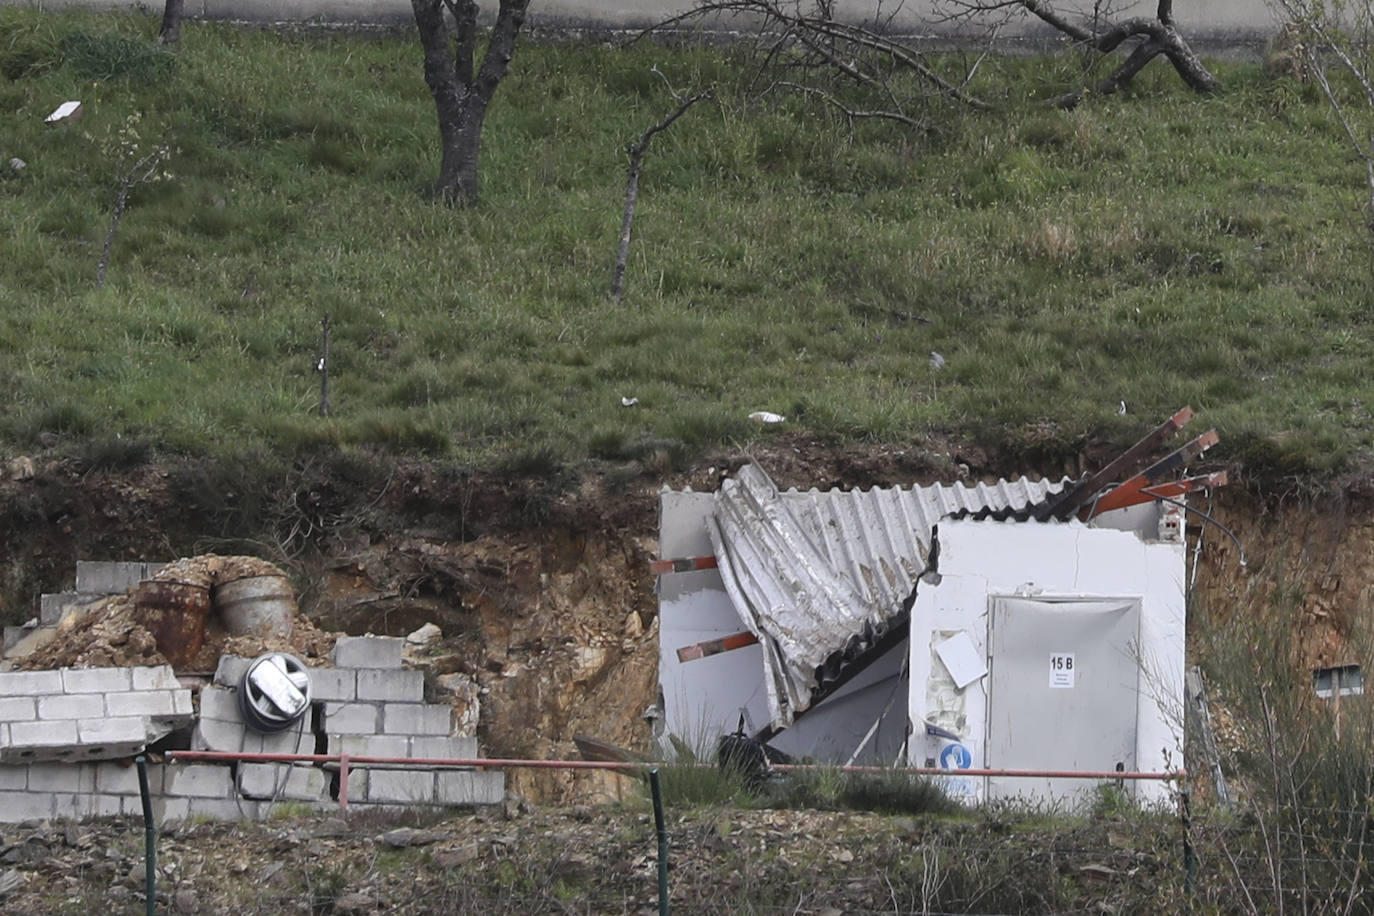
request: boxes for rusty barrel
[132,580,212,668]
[214,574,295,641]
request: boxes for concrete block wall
[176,636,503,818]
[0,632,503,823]
[0,666,192,765]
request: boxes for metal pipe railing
[167,749,1184,813]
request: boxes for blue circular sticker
[939,743,972,769]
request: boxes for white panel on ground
[986,596,1141,807]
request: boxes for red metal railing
[168,749,1183,812]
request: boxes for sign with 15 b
[1049,652,1076,688]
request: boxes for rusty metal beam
[1085,429,1219,517]
[676,630,760,663]
[1036,406,1195,521]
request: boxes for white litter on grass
[45,101,82,123]
[620,396,639,407]
[8,158,25,172]
[929,351,946,370]
[748,411,786,424]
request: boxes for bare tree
[1269,0,1374,230]
[661,1,1217,117]
[159,0,185,45]
[411,0,531,204]
[656,0,993,118]
[942,1,1219,105]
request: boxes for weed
[0,11,1367,479]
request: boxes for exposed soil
[1,438,1371,805]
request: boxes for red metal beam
[675,630,760,662]
[1083,428,1218,517]
[1083,470,1229,515]
[1037,406,1195,520]
[649,555,718,575]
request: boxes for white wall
[907,518,1186,807]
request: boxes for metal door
[986,596,1141,807]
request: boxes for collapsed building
[657,408,1226,807]
[0,559,502,823]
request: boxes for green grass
[1,9,1371,478]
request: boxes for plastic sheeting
[709,464,1067,728]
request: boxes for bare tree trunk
[612,82,711,303]
[159,0,184,45]
[411,0,529,205]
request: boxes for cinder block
[39,592,106,626]
[191,717,245,753]
[366,769,435,804]
[383,703,452,736]
[409,736,479,760]
[323,702,379,735]
[238,763,328,801]
[332,636,404,669]
[104,690,178,718]
[3,626,33,652]
[130,666,180,691]
[307,667,355,701]
[61,667,131,694]
[75,560,146,594]
[0,790,54,821]
[96,761,164,796]
[0,696,37,722]
[5,720,79,762]
[76,716,149,756]
[164,763,234,799]
[0,765,27,790]
[28,762,96,793]
[435,770,505,806]
[38,693,105,720]
[245,723,316,756]
[199,685,241,721]
[330,735,409,758]
[151,797,191,823]
[0,670,63,696]
[81,794,126,818]
[356,669,424,703]
[182,798,265,822]
[213,655,252,687]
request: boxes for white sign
[933,631,988,690]
[1049,652,1076,688]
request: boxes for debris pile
[13,556,337,672]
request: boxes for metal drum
[215,574,295,640]
[131,580,212,668]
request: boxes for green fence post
[649,767,670,916]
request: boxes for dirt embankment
[1,445,1370,801]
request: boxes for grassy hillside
[1,9,1370,479]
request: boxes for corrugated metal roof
[707,463,1069,728]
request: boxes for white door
[986,596,1141,807]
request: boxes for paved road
[23,0,1277,40]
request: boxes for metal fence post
[649,767,670,916]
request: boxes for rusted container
[132,580,212,668]
[214,574,295,641]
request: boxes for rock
[433,672,481,734]
[6,457,35,481]
[432,845,478,868]
[378,828,442,849]
[332,891,378,914]
[405,622,441,645]
[173,889,200,912]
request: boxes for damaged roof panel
[707,464,1068,727]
